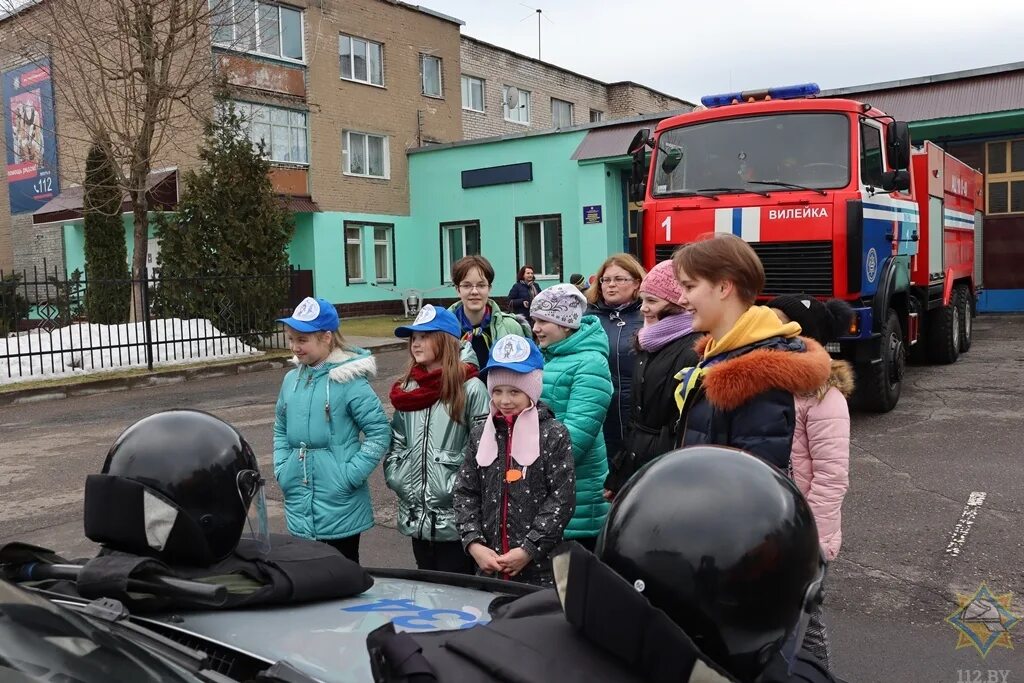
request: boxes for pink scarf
[476,402,541,467]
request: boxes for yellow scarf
[674,306,802,411]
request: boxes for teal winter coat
[539,315,613,538]
[273,348,392,541]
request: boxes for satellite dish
[505,86,520,109]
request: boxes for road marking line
[945,492,986,557]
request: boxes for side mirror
[661,147,684,174]
[886,121,911,170]
[627,128,651,156]
[880,169,910,192]
[628,128,652,203]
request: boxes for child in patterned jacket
[453,335,576,587]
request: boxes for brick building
[459,35,688,140]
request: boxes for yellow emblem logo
[945,583,1019,658]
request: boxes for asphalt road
[2,318,1022,682]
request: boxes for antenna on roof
[519,3,553,60]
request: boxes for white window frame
[339,33,384,87]
[343,131,390,179]
[551,98,573,128]
[211,0,305,64]
[589,109,604,123]
[440,221,481,284]
[517,216,561,279]
[345,225,364,283]
[503,86,531,125]
[372,224,395,283]
[231,101,308,166]
[421,54,442,98]
[461,75,484,112]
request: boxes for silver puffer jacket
[384,377,490,541]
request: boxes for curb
[0,341,407,406]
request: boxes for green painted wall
[62,214,156,278]
[408,130,627,297]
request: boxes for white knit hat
[530,283,588,329]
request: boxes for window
[551,98,573,128]
[339,34,383,86]
[211,0,303,62]
[516,216,561,278]
[421,55,442,97]
[345,226,363,283]
[461,75,484,112]
[503,86,531,124]
[373,225,395,283]
[231,101,308,164]
[440,222,481,283]
[860,121,885,188]
[987,139,1024,215]
[343,131,389,178]
[589,109,604,123]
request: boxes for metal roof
[571,121,655,161]
[822,63,1024,122]
[32,169,178,224]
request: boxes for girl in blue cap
[454,335,576,587]
[273,297,391,563]
[385,305,490,573]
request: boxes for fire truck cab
[628,84,982,413]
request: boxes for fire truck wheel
[955,284,973,353]
[854,308,903,413]
[926,293,961,365]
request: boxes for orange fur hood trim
[694,334,833,411]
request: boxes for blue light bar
[699,82,820,108]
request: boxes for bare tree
[0,0,243,318]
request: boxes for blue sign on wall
[583,204,602,225]
[3,60,60,214]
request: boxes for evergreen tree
[155,101,294,343]
[83,141,130,324]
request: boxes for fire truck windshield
[651,112,850,197]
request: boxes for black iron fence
[1,263,299,382]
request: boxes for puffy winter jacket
[678,335,832,472]
[384,377,490,542]
[605,329,702,494]
[453,402,575,586]
[540,315,613,538]
[589,300,643,459]
[448,298,532,367]
[791,360,853,560]
[273,348,392,541]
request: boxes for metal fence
[1,263,297,382]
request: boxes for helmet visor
[237,469,270,554]
[779,557,827,671]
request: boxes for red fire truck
[627,83,982,413]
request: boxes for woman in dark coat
[586,253,645,461]
[604,260,700,496]
[507,265,540,319]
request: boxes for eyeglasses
[599,276,635,285]
[457,282,490,292]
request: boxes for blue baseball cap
[481,334,544,376]
[394,304,462,338]
[277,297,340,333]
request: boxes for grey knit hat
[530,283,588,330]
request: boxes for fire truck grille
[751,241,833,296]
[653,241,833,297]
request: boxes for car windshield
[652,112,851,196]
[0,581,201,683]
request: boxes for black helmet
[595,446,825,681]
[84,410,268,566]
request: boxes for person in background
[273,297,392,563]
[531,284,612,551]
[586,254,645,460]
[604,259,701,498]
[507,265,541,319]
[767,294,855,672]
[385,305,490,574]
[453,335,575,587]
[447,255,531,368]
[568,273,590,293]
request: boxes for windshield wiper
[695,186,771,198]
[748,180,827,196]
[656,190,719,201]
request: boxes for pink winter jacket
[791,360,853,561]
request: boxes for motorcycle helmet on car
[595,446,826,681]
[84,410,269,566]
